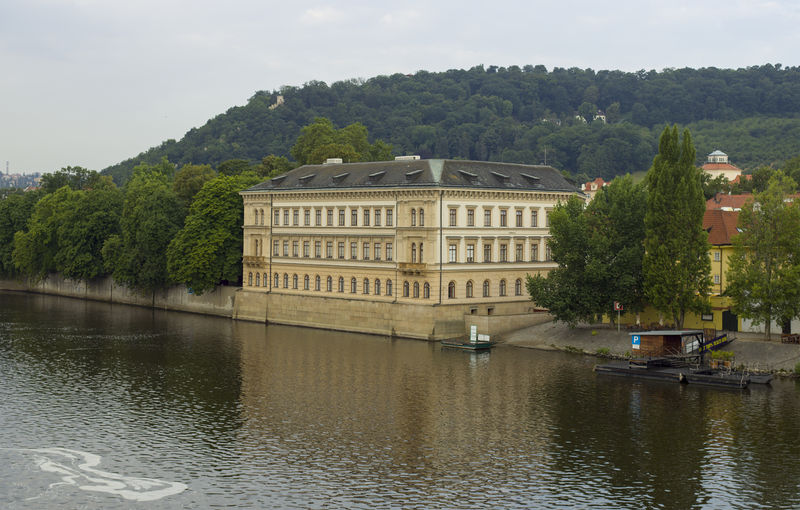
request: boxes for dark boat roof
[629,330,704,336]
[244,159,579,193]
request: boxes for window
[449,244,457,263]
[499,279,507,296]
[248,272,253,286]
[293,209,299,226]
[449,208,457,226]
[292,241,298,257]
[386,279,393,296]
[363,242,370,260]
[274,273,279,288]
[339,209,345,226]
[315,275,321,291]
[350,242,357,259]
[326,241,333,258]
[315,241,321,258]
[375,209,381,226]
[465,244,474,263]
[375,279,381,295]
[413,282,419,298]
[546,243,552,261]
[338,242,345,259]
[483,280,490,297]
[351,209,358,226]
[283,273,289,288]
[419,209,424,226]
[304,209,310,226]
[411,209,416,226]
[714,274,721,284]
[364,209,370,226]
[714,251,721,262]
[484,243,492,262]
[327,276,332,292]
[516,244,523,261]
[419,243,423,262]
[515,279,522,296]
[303,241,310,257]
[303,275,309,290]
[374,243,381,260]
[516,210,523,227]
[531,210,538,227]
[466,281,474,298]
[484,209,492,226]
[546,211,551,227]
[467,209,475,226]
[315,209,321,226]
[327,209,333,226]
[363,278,369,294]
[448,281,456,299]
[403,281,410,297]
[351,277,357,294]
[255,273,260,286]
[283,240,289,257]
[423,282,430,299]
[531,243,539,262]
[283,210,289,225]
[338,277,344,292]
[500,209,507,227]
[386,243,393,261]
[273,240,279,256]
[293,274,298,289]
[386,209,393,226]
[500,244,507,262]
[274,210,280,225]
[411,243,417,263]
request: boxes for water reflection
[2,290,800,509]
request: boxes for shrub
[596,347,611,356]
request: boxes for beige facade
[238,159,580,339]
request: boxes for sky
[1,0,799,174]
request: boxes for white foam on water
[8,447,187,502]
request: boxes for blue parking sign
[632,335,641,350]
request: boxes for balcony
[243,256,267,268]
[398,262,427,275]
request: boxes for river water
[1,290,800,509]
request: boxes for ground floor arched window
[515,278,522,296]
[466,281,473,298]
[448,281,456,299]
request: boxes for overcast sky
[2,0,799,173]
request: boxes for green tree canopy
[40,166,102,193]
[166,174,261,294]
[290,117,393,165]
[643,126,711,328]
[173,163,216,207]
[0,190,44,277]
[726,172,800,338]
[217,159,253,176]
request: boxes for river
[1,290,800,509]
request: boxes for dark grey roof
[244,159,578,193]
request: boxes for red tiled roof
[706,193,753,211]
[730,174,752,185]
[702,163,741,171]
[703,209,739,245]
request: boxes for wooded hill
[102,64,800,184]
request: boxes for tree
[40,166,100,193]
[0,190,43,277]
[290,117,393,165]
[254,155,294,178]
[103,168,182,292]
[166,174,261,294]
[217,159,253,176]
[726,172,800,338]
[527,176,647,325]
[643,126,711,328]
[173,163,216,206]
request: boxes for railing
[397,262,426,274]
[243,256,267,268]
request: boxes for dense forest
[102,64,800,184]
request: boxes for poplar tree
[643,126,711,328]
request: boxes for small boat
[441,339,494,351]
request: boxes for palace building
[234,157,582,340]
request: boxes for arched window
[411,243,417,263]
[413,282,419,298]
[483,280,490,297]
[375,279,381,296]
[515,278,522,296]
[423,282,430,299]
[419,208,424,226]
[363,278,370,294]
[403,281,410,297]
[303,274,309,290]
[284,273,289,288]
[327,276,333,292]
[387,279,393,296]
[338,277,344,292]
[293,274,298,289]
[259,209,264,225]
[255,273,260,287]
[315,275,321,291]
[411,209,416,226]
[248,272,253,286]
[419,243,423,262]
[499,279,506,296]
[448,281,456,299]
[466,280,474,298]
[351,277,357,293]
[263,273,267,288]
[274,273,279,288]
